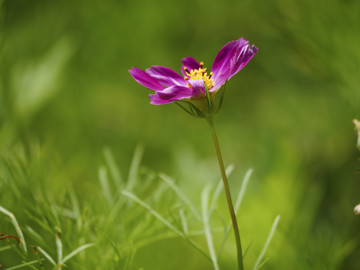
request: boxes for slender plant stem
[207,117,244,270]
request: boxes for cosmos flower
[129,37,257,116]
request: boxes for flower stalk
[207,116,244,270]
[129,37,258,269]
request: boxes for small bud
[354,204,360,215]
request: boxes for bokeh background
[1,0,360,269]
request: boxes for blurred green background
[1,0,360,269]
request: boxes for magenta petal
[146,66,187,87]
[211,38,257,89]
[228,44,258,79]
[148,94,173,105]
[148,85,193,105]
[187,79,206,97]
[129,67,165,91]
[181,57,201,76]
[210,72,228,92]
[211,39,247,77]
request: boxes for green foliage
[1,0,360,269]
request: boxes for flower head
[129,38,258,117]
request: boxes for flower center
[183,62,214,90]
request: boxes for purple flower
[129,38,258,114]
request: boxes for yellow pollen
[183,62,214,90]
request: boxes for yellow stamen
[183,61,214,90]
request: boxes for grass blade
[103,147,123,187]
[159,173,200,220]
[122,190,182,236]
[62,243,95,263]
[234,168,253,213]
[179,209,188,236]
[25,226,46,247]
[98,166,113,204]
[38,246,56,266]
[56,233,63,266]
[253,215,281,270]
[68,188,82,231]
[0,245,12,252]
[126,144,144,191]
[6,260,42,270]
[0,205,27,254]
[122,191,212,261]
[202,185,220,270]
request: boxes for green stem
[207,116,244,270]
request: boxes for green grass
[0,144,280,269]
